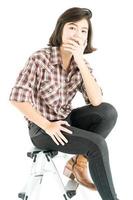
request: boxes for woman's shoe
[63,155,97,191]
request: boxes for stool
[18,147,79,200]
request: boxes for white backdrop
[0,0,133,200]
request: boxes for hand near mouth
[62,37,87,63]
[70,37,87,47]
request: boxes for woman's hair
[48,7,96,53]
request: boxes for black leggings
[29,102,119,200]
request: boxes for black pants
[29,102,119,200]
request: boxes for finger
[66,38,79,44]
[54,133,65,145]
[50,134,60,145]
[63,46,76,53]
[64,39,79,47]
[71,37,83,46]
[57,131,68,143]
[60,121,70,126]
[63,44,78,50]
[60,126,73,134]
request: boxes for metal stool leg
[18,151,47,200]
[45,152,79,199]
[18,148,79,200]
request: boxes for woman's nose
[74,31,81,39]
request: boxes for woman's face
[61,18,89,46]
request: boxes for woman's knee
[99,102,118,122]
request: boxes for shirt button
[64,79,69,83]
[60,108,65,112]
[48,88,52,93]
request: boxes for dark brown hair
[48,7,96,53]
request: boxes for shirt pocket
[39,81,60,106]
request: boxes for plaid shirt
[9,46,100,121]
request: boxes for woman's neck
[60,46,72,71]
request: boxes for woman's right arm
[10,53,72,145]
[10,101,51,130]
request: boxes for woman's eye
[82,30,87,34]
[69,26,76,30]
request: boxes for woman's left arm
[76,59,103,106]
[62,38,103,106]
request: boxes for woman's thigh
[67,102,118,138]
[29,123,108,158]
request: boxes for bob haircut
[48,7,96,54]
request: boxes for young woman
[9,7,119,200]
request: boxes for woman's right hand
[44,121,73,145]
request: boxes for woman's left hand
[62,37,87,63]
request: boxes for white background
[0,0,133,200]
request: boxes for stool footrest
[18,192,25,199]
[66,190,76,198]
[65,180,79,198]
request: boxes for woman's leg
[63,102,118,190]
[29,123,119,200]
[67,102,118,138]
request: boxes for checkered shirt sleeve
[9,56,41,105]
